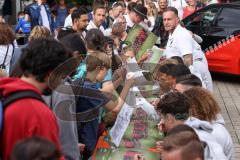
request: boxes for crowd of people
[0,0,235,160]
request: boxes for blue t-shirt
[56,7,67,27]
[15,18,31,34]
[75,79,109,155]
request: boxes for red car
[182,2,240,75]
[205,34,240,75]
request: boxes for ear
[169,114,176,123]
[73,18,78,24]
[176,17,180,23]
[96,66,102,72]
[73,51,81,58]
[170,76,176,84]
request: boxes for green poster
[125,24,158,61]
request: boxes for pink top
[182,7,200,19]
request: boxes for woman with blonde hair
[0,22,16,75]
[145,2,157,31]
[184,87,234,160]
[28,25,51,42]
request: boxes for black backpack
[0,90,45,133]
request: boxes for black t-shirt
[57,27,76,40]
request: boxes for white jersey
[164,24,194,59]
[86,20,105,35]
[64,14,72,27]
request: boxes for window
[201,8,219,31]
[185,8,220,34]
[217,8,240,27]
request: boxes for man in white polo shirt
[163,7,193,67]
[87,5,106,34]
[163,7,213,91]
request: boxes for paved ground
[212,73,240,159]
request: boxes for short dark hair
[71,8,88,23]
[93,4,106,14]
[181,140,204,160]
[11,136,60,160]
[158,63,176,75]
[20,38,71,82]
[163,125,204,160]
[163,131,204,160]
[163,6,178,17]
[67,3,77,11]
[156,91,190,120]
[17,11,24,17]
[93,0,106,7]
[60,33,87,57]
[57,26,76,40]
[85,29,105,51]
[167,124,198,137]
[176,74,202,86]
[168,64,191,78]
[170,56,184,64]
[127,2,136,11]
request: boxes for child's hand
[117,68,127,81]
[144,19,151,27]
[78,143,85,154]
[150,97,160,107]
[0,16,5,23]
[125,76,136,87]
[139,52,149,63]
[116,67,127,79]
[113,67,126,82]
[158,120,166,133]
[18,28,23,33]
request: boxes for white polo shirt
[86,20,105,34]
[193,40,208,67]
[164,24,194,59]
